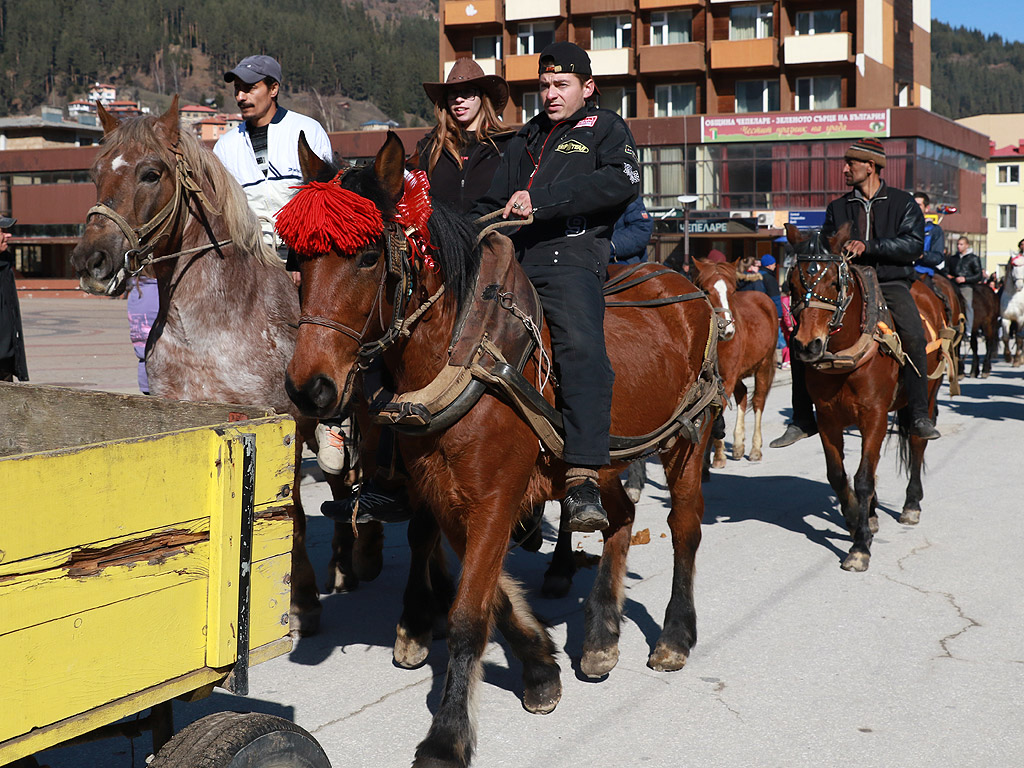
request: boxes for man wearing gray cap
[214,56,344,474]
[0,216,29,382]
[214,55,332,264]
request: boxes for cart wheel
[149,711,331,767]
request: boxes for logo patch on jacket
[556,139,590,155]
[574,116,598,129]
[624,145,637,158]
[623,163,640,184]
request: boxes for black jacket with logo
[472,105,640,273]
[414,129,516,215]
[952,250,984,284]
[821,181,925,282]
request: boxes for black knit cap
[845,137,886,169]
[538,42,592,77]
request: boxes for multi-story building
[982,141,1024,275]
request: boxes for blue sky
[931,0,1020,42]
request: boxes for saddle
[369,234,722,461]
[813,266,960,394]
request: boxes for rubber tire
[149,711,331,768]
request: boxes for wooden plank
[0,580,209,743]
[0,520,210,637]
[249,553,292,650]
[205,436,243,669]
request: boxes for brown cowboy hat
[423,58,509,113]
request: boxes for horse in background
[285,132,719,768]
[959,283,1000,378]
[786,224,950,572]
[69,97,382,635]
[692,258,777,466]
[999,256,1024,366]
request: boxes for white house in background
[87,83,117,105]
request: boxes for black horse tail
[894,405,926,477]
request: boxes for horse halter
[86,146,230,295]
[792,248,854,335]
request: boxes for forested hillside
[0,0,439,123]
[931,21,1024,118]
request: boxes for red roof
[182,105,216,113]
[990,140,1024,159]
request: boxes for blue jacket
[610,198,654,263]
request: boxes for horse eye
[357,249,380,268]
[141,170,160,183]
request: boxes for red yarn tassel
[276,182,384,255]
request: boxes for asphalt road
[15,296,1024,768]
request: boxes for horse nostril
[85,251,109,277]
[308,375,338,411]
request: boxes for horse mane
[328,160,483,313]
[98,116,281,267]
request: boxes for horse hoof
[394,625,431,669]
[869,516,880,534]
[325,567,359,594]
[580,646,619,678]
[523,677,562,714]
[647,643,689,672]
[541,573,573,599]
[626,487,642,504]
[981,372,991,379]
[289,605,322,637]
[841,552,870,572]
[748,450,762,463]
[711,456,727,469]
[900,507,921,525]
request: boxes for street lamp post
[678,195,698,271]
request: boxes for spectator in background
[759,254,785,357]
[0,216,28,382]
[126,275,159,394]
[952,235,984,331]
[736,254,766,293]
[609,198,654,264]
[914,191,945,275]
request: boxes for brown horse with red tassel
[283,132,720,768]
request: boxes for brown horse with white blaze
[68,97,384,634]
[693,258,777,465]
[284,132,718,768]
[786,223,951,572]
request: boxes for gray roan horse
[69,97,383,634]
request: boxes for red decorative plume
[396,169,437,269]
[276,180,384,255]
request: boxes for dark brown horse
[958,282,1000,378]
[693,258,777,465]
[786,224,952,572]
[69,98,383,634]
[285,133,718,768]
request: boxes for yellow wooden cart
[0,383,330,767]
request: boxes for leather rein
[86,146,231,295]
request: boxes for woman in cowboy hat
[413,58,514,214]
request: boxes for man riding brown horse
[772,137,941,448]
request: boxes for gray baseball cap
[0,216,16,228]
[224,55,283,85]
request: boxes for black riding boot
[902,330,941,440]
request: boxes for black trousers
[789,278,931,424]
[525,263,614,466]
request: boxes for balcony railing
[638,0,702,7]
[586,47,636,77]
[638,42,706,74]
[782,32,853,65]
[444,0,501,25]
[709,37,778,69]
[504,0,564,21]
[571,0,634,14]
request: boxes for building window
[999,204,1018,230]
[517,22,555,55]
[522,92,541,122]
[998,165,1020,185]
[735,80,779,113]
[795,9,841,35]
[473,36,501,60]
[598,86,635,118]
[795,76,841,110]
[592,15,632,50]
[650,10,691,46]
[729,3,773,41]
[654,84,696,117]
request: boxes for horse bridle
[791,248,854,334]
[86,146,231,295]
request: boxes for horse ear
[785,224,804,247]
[155,94,181,146]
[828,221,852,255]
[97,101,120,135]
[298,131,326,182]
[373,130,406,204]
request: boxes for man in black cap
[214,56,346,474]
[0,216,29,382]
[473,41,640,531]
[772,137,940,448]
